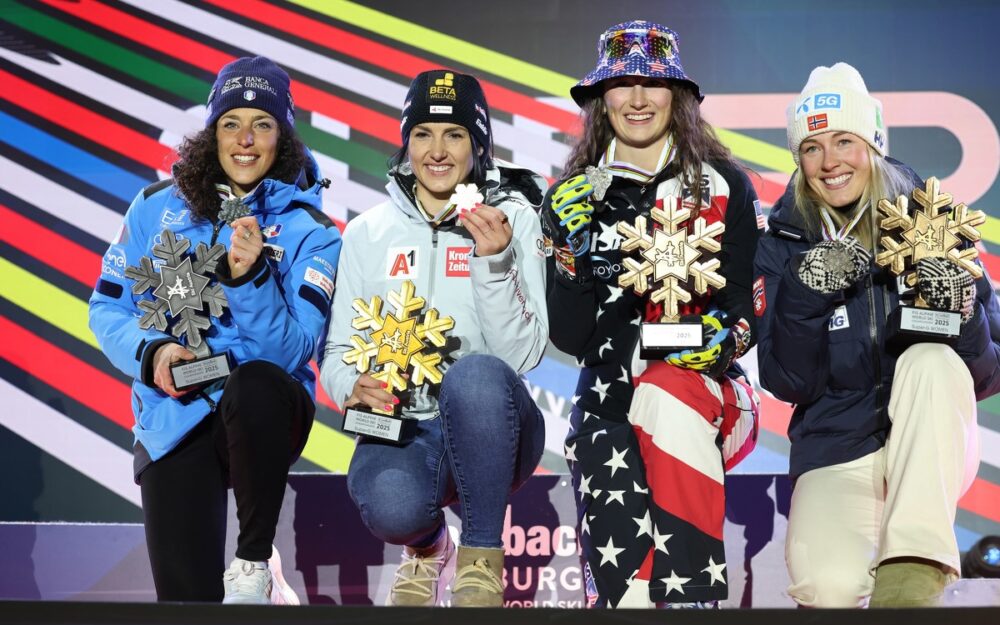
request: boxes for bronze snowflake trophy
[342,280,455,444]
[125,230,233,390]
[875,177,985,351]
[617,188,726,359]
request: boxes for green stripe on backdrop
[0,257,355,473]
[2,2,390,180]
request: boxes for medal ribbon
[819,206,865,242]
[598,135,676,185]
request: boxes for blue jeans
[347,354,545,549]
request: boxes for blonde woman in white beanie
[753,62,1000,607]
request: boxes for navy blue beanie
[401,70,492,153]
[205,56,295,128]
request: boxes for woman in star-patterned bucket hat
[540,20,763,608]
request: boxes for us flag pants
[567,362,758,608]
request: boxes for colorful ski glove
[548,174,595,256]
[666,311,750,379]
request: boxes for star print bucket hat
[570,20,703,106]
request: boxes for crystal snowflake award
[341,280,455,444]
[124,229,232,391]
[875,177,985,352]
[617,189,726,359]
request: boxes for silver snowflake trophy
[875,177,986,352]
[125,229,232,389]
[617,190,727,358]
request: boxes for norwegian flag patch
[807,113,828,131]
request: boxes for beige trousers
[784,343,980,608]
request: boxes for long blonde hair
[792,146,914,249]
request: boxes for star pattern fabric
[546,161,761,607]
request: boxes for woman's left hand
[227,215,263,279]
[459,203,512,257]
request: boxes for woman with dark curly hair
[541,21,761,608]
[89,56,341,604]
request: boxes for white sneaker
[387,529,455,606]
[267,545,300,605]
[222,557,272,605]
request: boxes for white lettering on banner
[503,506,578,558]
[525,380,568,422]
[504,566,581,592]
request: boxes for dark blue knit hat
[400,70,492,153]
[205,56,295,128]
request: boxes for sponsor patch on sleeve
[752,276,766,317]
[263,244,285,263]
[304,266,334,299]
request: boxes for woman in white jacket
[320,70,548,608]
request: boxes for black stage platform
[2,602,999,625]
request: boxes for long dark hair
[563,83,740,207]
[173,124,307,221]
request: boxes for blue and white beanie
[570,20,703,106]
[205,56,295,128]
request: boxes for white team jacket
[320,160,549,419]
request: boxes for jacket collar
[239,148,325,216]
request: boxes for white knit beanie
[786,62,886,165]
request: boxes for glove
[666,311,750,379]
[546,174,595,256]
[797,236,872,294]
[915,257,976,323]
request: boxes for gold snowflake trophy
[341,280,454,443]
[617,190,726,359]
[875,177,985,352]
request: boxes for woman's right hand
[346,373,401,413]
[152,343,197,397]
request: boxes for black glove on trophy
[797,236,872,294]
[915,257,976,323]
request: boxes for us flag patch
[753,199,766,230]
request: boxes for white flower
[448,183,484,211]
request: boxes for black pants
[138,361,314,602]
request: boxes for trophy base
[170,353,232,391]
[885,305,961,355]
[639,321,704,360]
[342,406,417,445]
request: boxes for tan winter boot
[869,561,949,607]
[451,546,505,607]
[386,529,455,606]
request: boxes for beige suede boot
[869,561,949,608]
[386,529,455,606]
[451,546,504,607]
